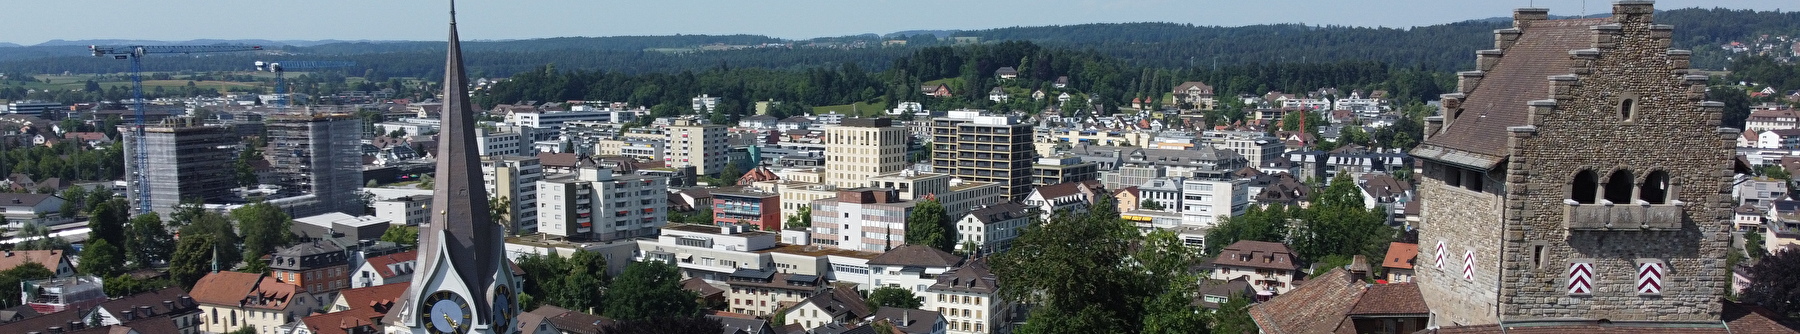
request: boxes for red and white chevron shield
[1462,250,1475,280]
[1568,262,1594,294]
[1638,262,1664,294]
[1434,241,1447,269]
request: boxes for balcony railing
[1564,200,1683,230]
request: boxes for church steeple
[390,1,517,333]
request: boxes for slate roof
[1417,17,1609,162]
[965,202,1031,224]
[1031,182,1085,200]
[1384,242,1419,270]
[0,193,58,207]
[529,305,614,334]
[868,245,963,268]
[792,287,872,321]
[928,258,998,295]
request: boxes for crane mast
[91,44,262,214]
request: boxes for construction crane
[90,44,262,214]
[253,60,355,113]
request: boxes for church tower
[386,2,520,333]
[1411,1,1736,328]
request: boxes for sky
[0,0,1789,45]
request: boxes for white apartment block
[665,118,729,175]
[507,110,614,129]
[1179,178,1250,227]
[477,126,526,157]
[955,202,1032,255]
[482,156,543,234]
[536,166,668,241]
[372,195,431,226]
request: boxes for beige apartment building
[824,118,910,188]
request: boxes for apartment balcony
[1564,201,1683,230]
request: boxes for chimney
[1349,255,1371,281]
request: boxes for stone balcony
[1564,200,1684,231]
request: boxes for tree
[382,225,420,246]
[79,239,125,277]
[994,194,1150,333]
[1141,199,1166,211]
[785,206,812,229]
[518,250,611,313]
[232,201,293,262]
[104,274,170,297]
[867,286,924,309]
[168,234,221,289]
[177,210,243,273]
[1210,294,1259,334]
[125,212,175,269]
[1141,277,1210,334]
[14,222,71,251]
[1747,232,1771,260]
[58,186,86,218]
[1291,174,1393,261]
[490,196,513,234]
[1742,249,1800,318]
[905,199,952,252]
[0,262,53,308]
[604,261,699,321]
[233,143,263,187]
[1203,204,1293,256]
[88,199,130,248]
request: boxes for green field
[16,72,400,95]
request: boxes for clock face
[492,285,516,332]
[421,290,472,334]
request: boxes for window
[1603,170,1635,204]
[1443,164,1463,188]
[1619,98,1636,120]
[1640,170,1671,204]
[1570,170,1599,204]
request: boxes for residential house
[527,305,612,334]
[1197,278,1255,310]
[514,309,562,334]
[1208,240,1300,295]
[351,250,417,288]
[0,249,75,277]
[868,308,948,334]
[0,286,202,334]
[953,202,1032,255]
[725,270,825,317]
[778,116,814,131]
[0,193,66,227]
[1052,76,1069,89]
[923,258,1008,334]
[713,314,778,334]
[269,240,351,294]
[191,271,320,334]
[993,67,1017,79]
[921,84,952,98]
[1113,186,1141,212]
[780,287,872,331]
[1173,81,1217,109]
[987,87,1008,103]
[1735,176,1788,209]
[1764,200,1800,254]
[1021,181,1102,219]
[739,115,780,130]
[1736,205,1766,232]
[1383,242,1418,283]
[869,245,963,293]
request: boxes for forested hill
[0,7,1793,77]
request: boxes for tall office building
[122,124,236,217]
[665,118,728,176]
[824,118,909,188]
[931,110,1036,201]
[481,156,542,234]
[536,166,668,242]
[266,114,365,216]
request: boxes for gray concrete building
[266,114,365,216]
[122,123,236,217]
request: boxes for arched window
[1619,98,1636,120]
[1603,170,1635,204]
[1640,170,1671,204]
[1570,170,1599,204]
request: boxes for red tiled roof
[299,308,382,334]
[362,250,418,279]
[337,282,408,314]
[1347,283,1427,315]
[1250,269,1364,334]
[0,250,64,274]
[1420,17,1609,159]
[1421,302,1799,333]
[1384,242,1419,270]
[190,272,302,310]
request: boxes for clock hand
[444,314,460,328]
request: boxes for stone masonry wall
[1504,3,1732,321]
[1415,160,1505,326]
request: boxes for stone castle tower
[1410,1,1736,327]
